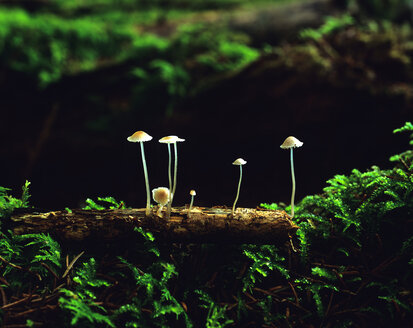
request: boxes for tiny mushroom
[152,187,170,217]
[127,130,153,216]
[159,135,185,216]
[232,158,247,217]
[188,189,196,214]
[280,136,303,218]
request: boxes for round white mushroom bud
[152,187,170,217]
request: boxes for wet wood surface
[9,206,299,244]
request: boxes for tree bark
[9,207,298,244]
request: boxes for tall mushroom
[280,136,303,219]
[127,131,153,216]
[159,135,185,216]
[232,158,247,217]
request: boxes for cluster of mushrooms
[127,131,303,219]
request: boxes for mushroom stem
[140,141,151,216]
[168,144,172,197]
[159,135,185,219]
[189,195,194,213]
[172,142,178,201]
[188,190,196,218]
[232,165,243,217]
[157,205,164,217]
[290,148,296,219]
[166,144,172,217]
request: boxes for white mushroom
[159,135,185,217]
[280,136,303,218]
[152,187,170,217]
[232,158,247,217]
[127,130,153,216]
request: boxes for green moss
[1,123,412,326]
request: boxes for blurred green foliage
[0,1,260,123]
[300,14,355,41]
[270,18,413,104]
[44,0,298,13]
[349,0,413,21]
[0,7,167,86]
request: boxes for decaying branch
[9,207,298,244]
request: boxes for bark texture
[9,207,298,244]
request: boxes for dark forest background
[1,0,412,209]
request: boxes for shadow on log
[9,207,298,244]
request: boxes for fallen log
[9,207,298,244]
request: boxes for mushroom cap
[127,131,153,142]
[159,135,185,144]
[152,187,170,206]
[280,136,303,149]
[233,158,247,165]
[190,189,196,196]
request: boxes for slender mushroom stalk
[127,131,153,216]
[167,144,172,199]
[152,187,170,217]
[188,189,196,216]
[280,136,303,218]
[172,142,180,201]
[159,135,185,218]
[232,158,247,217]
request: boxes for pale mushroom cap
[233,158,247,165]
[280,136,303,149]
[152,187,170,206]
[127,131,153,142]
[159,135,185,144]
[190,189,196,196]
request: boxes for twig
[40,263,59,281]
[0,276,10,286]
[1,296,31,310]
[0,255,41,281]
[288,282,299,305]
[0,255,23,270]
[253,287,274,296]
[0,284,7,306]
[31,292,61,305]
[400,157,410,171]
[10,307,39,318]
[62,251,85,279]
[3,324,42,328]
[285,299,312,313]
[244,292,257,302]
[371,256,399,275]
[324,290,334,319]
